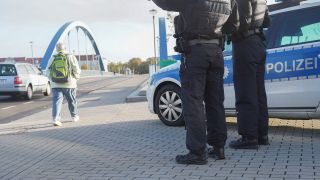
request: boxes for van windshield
[0,65,17,76]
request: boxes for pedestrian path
[0,76,319,179]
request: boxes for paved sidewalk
[0,77,319,179]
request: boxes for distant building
[0,55,108,70]
[0,57,42,65]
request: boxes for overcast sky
[0,0,175,62]
[1,0,319,62]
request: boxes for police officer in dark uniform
[152,0,239,164]
[229,0,271,149]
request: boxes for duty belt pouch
[173,15,191,54]
[174,37,191,54]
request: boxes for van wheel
[44,83,51,96]
[155,84,184,126]
[24,85,33,100]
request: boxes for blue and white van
[147,1,320,126]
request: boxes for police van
[147,1,320,126]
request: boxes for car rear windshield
[0,64,17,76]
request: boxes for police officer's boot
[208,147,225,160]
[258,135,269,145]
[176,152,208,165]
[229,136,258,149]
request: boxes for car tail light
[14,76,22,85]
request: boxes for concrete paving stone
[45,176,70,180]
[66,176,88,180]
[271,174,300,178]
[87,177,110,180]
[166,171,192,177]
[102,173,128,177]
[109,177,134,180]
[227,176,254,180]
[182,169,206,174]
[242,174,270,178]
[142,171,167,175]
[299,175,319,179]
[134,178,159,180]
[120,170,145,175]
[173,175,201,179]
[257,171,273,175]
[216,173,241,177]
[127,174,152,178]
[284,179,313,180]
[21,178,48,180]
[192,171,217,177]
[150,174,175,178]
[200,177,226,180]
[255,178,283,180]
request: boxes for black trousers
[180,43,227,155]
[232,35,269,139]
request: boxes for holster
[174,36,191,54]
[173,15,191,55]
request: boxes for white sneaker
[53,121,62,126]
[72,115,80,122]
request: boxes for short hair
[56,42,66,52]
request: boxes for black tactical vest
[182,0,233,38]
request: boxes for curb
[126,80,148,103]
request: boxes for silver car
[0,62,51,100]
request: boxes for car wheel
[44,83,51,96]
[155,84,184,126]
[24,85,33,100]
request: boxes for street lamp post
[29,41,34,64]
[149,9,158,72]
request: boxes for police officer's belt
[245,28,262,36]
[232,28,263,42]
[188,39,220,46]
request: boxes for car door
[25,64,40,92]
[223,16,278,113]
[265,5,320,117]
[31,65,47,91]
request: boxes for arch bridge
[40,21,106,72]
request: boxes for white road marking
[23,101,33,105]
[1,106,16,110]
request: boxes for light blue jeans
[52,88,78,122]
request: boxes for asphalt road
[0,76,140,124]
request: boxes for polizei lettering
[266,57,318,74]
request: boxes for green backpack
[50,53,70,83]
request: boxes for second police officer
[229,0,271,149]
[152,0,239,164]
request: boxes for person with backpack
[47,42,81,126]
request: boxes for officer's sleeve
[237,0,252,32]
[152,0,185,12]
[222,0,240,34]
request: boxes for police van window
[274,7,320,48]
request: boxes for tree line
[107,57,156,74]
